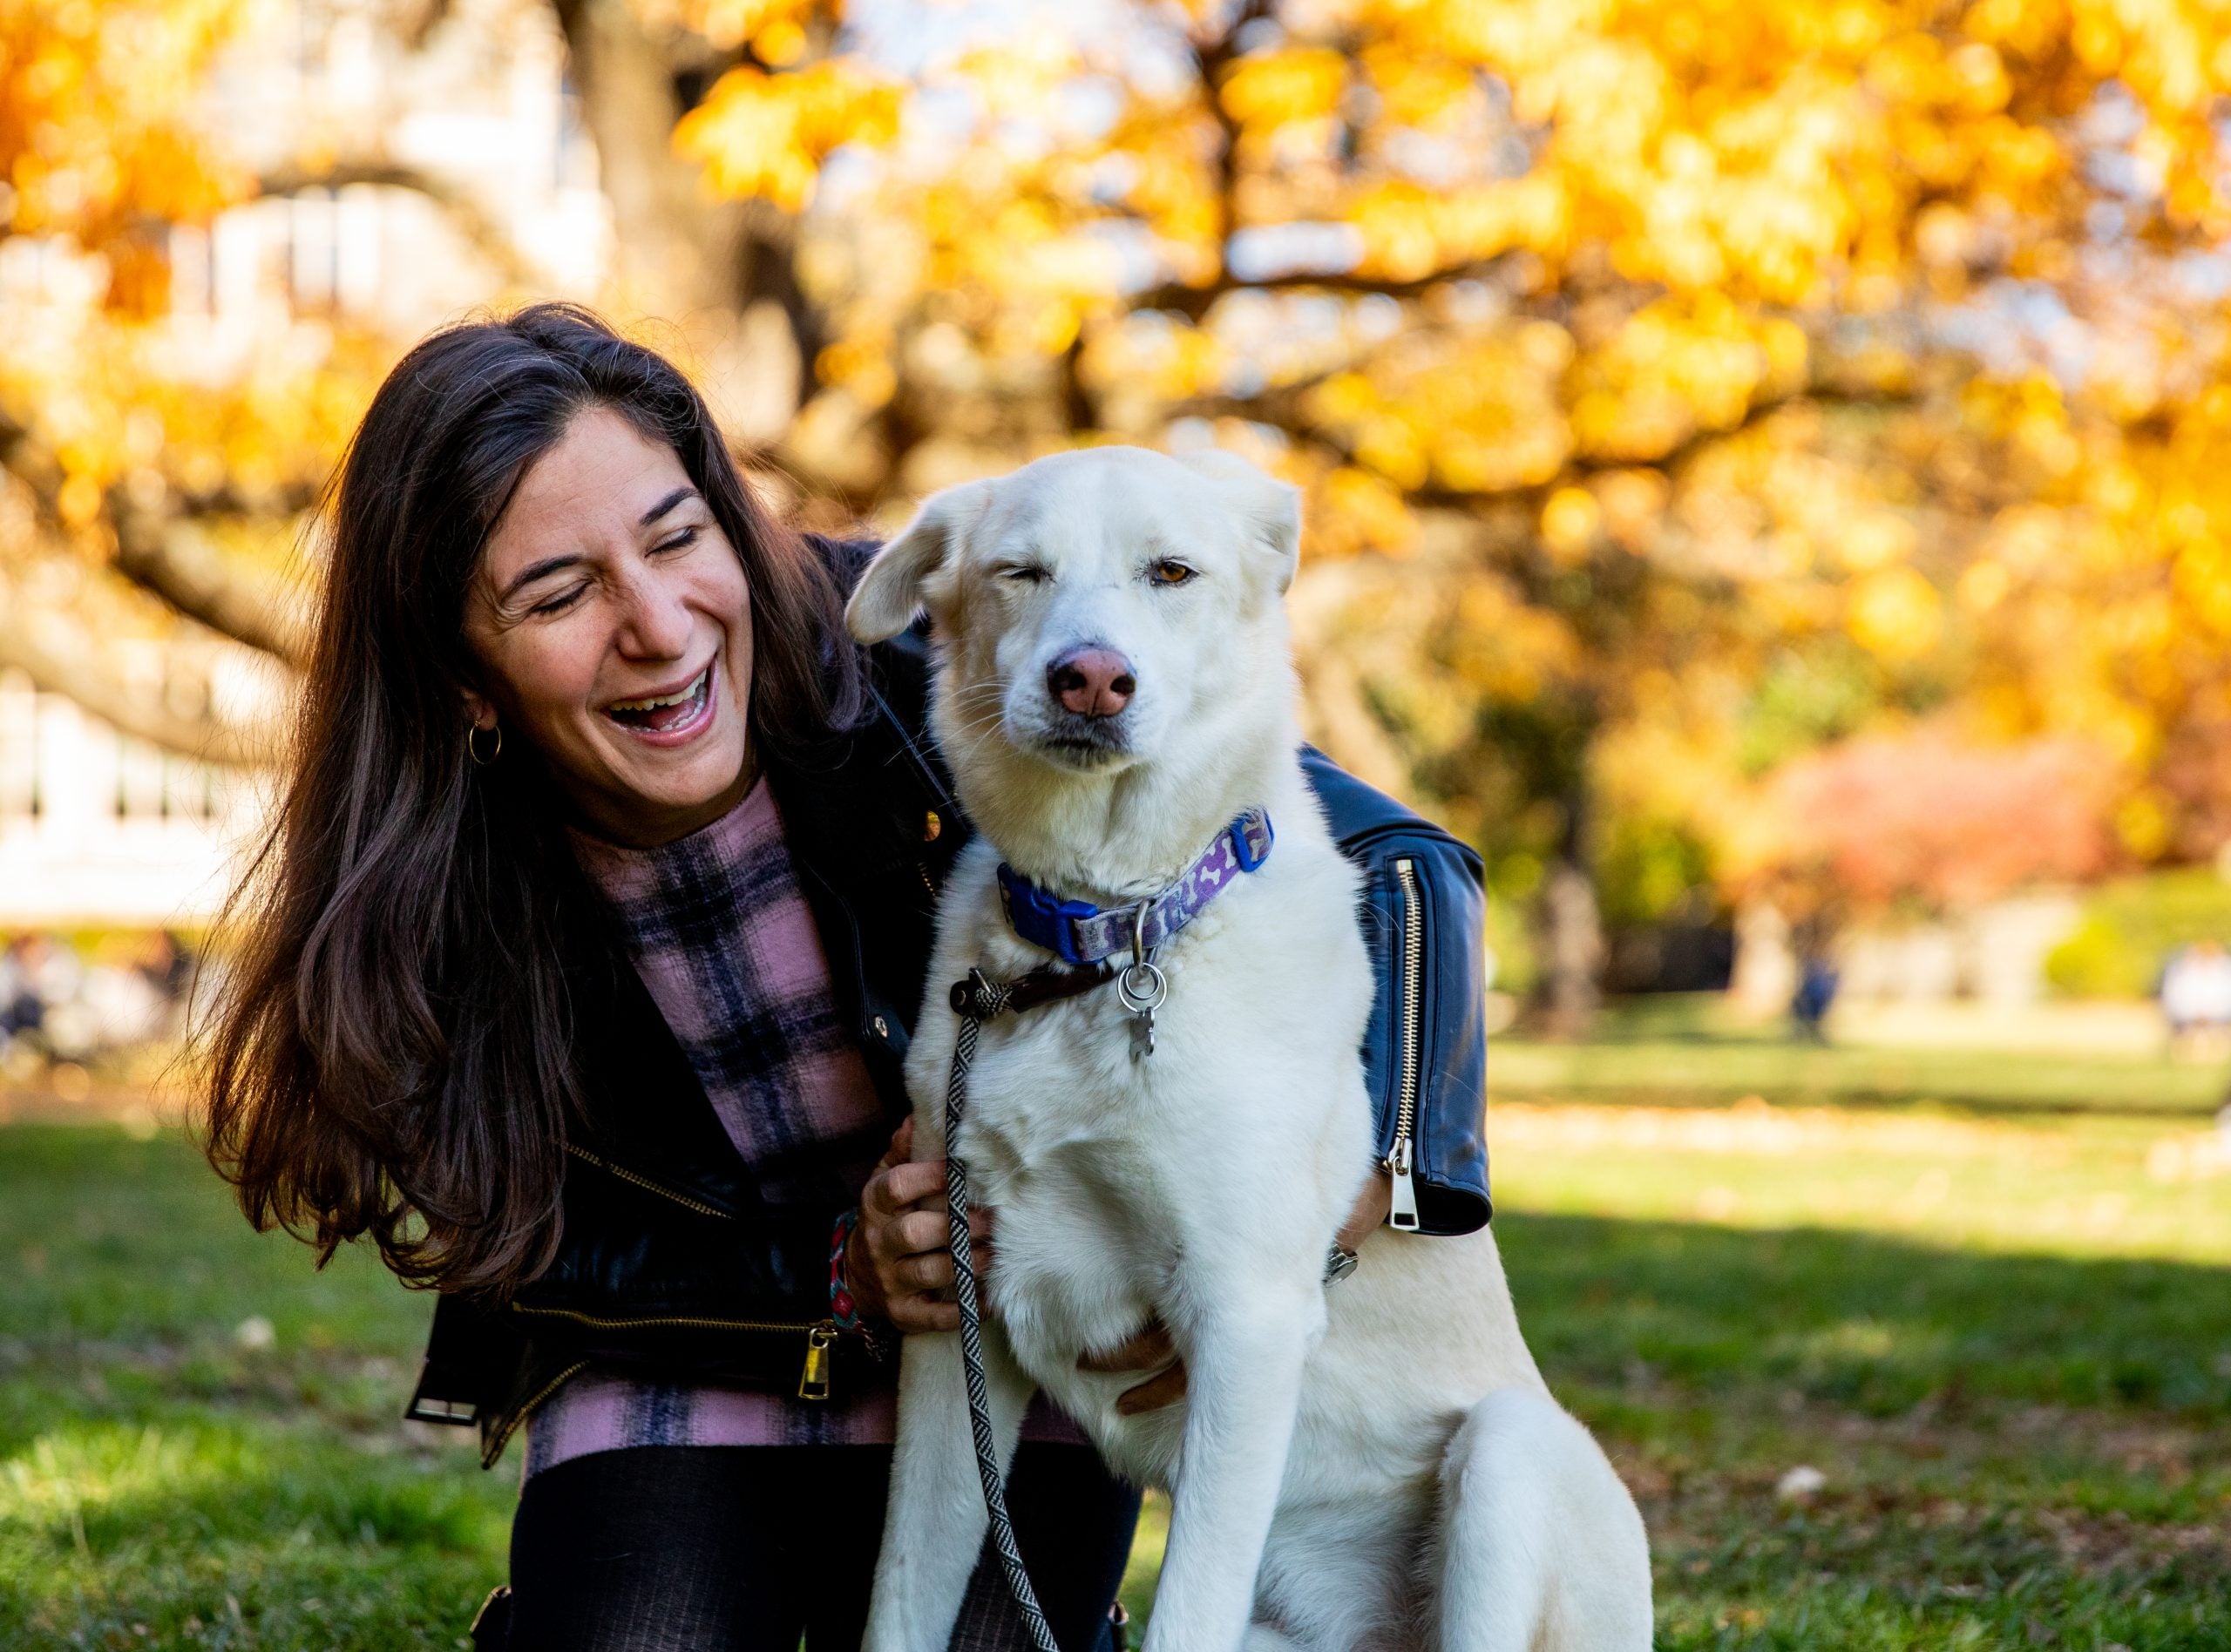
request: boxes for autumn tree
[0,0,276,757]
[17,0,2231,1027]
[0,0,873,776]
[654,0,2231,1025]
[0,0,508,762]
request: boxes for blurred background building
[1,0,600,934]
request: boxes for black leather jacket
[409,587,1493,1466]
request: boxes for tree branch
[0,425,306,667]
[1165,367,1345,431]
[1175,377,1922,509]
[109,494,308,667]
[1129,259,1516,322]
[260,160,539,288]
[0,598,277,767]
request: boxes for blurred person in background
[0,933,84,1060]
[0,934,44,1058]
[140,931,193,1007]
[0,932,183,1066]
[2160,938,2231,1061]
[1790,914,1841,1044]
[196,305,1491,1651]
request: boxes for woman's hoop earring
[468,722,503,767]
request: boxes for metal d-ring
[1117,959,1166,1015]
[1118,898,1166,1013]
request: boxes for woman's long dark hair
[200,302,861,1296]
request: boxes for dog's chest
[920,853,1371,1357]
[941,873,1342,1182]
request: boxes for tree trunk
[549,0,804,442]
[1537,770,1604,1038]
[552,0,735,315]
[1540,858,1604,1036]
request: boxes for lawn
[5,1038,2229,1649]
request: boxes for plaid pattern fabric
[530,777,1084,1474]
[571,777,890,1206]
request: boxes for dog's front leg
[865,1321,1034,1652]
[1143,1283,1324,1652]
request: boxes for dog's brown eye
[1149,559,1197,587]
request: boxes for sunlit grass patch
[3,1420,502,1558]
[1488,1100,2231,1263]
[1490,998,2228,1120]
[0,1413,510,1650]
[0,1126,510,1650]
[1481,1089,2231,1649]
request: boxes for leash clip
[949,968,1011,1019]
[1118,900,1165,1059]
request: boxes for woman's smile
[604,660,717,743]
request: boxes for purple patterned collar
[996,808,1274,967]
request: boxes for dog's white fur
[847,447,1651,1652]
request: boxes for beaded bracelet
[829,1206,865,1332]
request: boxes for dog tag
[1117,959,1165,1063]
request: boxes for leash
[938,811,1278,1648]
[943,962,1113,1652]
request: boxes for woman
[200,304,1495,1650]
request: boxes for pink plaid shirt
[528,776,1080,1475]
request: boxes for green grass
[1491,995,2228,1118]
[1512,1210,2231,1650]
[0,1127,510,1650]
[7,1064,2231,1649]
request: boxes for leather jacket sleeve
[1302,750,1494,1236]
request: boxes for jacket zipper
[1386,856,1424,1231]
[506,1302,841,1400]
[480,1358,590,1468]
[565,1143,733,1221]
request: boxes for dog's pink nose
[1048,647,1136,718]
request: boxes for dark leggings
[498,1443,1140,1652]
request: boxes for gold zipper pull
[1387,1136,1420,1231]
[798,1324,835,1400]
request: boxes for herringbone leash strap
[942,972,1064,1652]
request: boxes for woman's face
[461,405,756,847]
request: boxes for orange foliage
[665,0,2231,893]
[1749,730,2121,913]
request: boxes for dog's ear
[1174,450,1301,592]
[845,481,993,643]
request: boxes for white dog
[845,446,1651,1652]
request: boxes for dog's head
[845,447,1300,811]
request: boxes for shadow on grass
[1500,1208,2231,1416]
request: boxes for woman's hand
[1338,1167,1393,1249]
[1080,1168,1396,1414]
[847,1119,992,1334]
